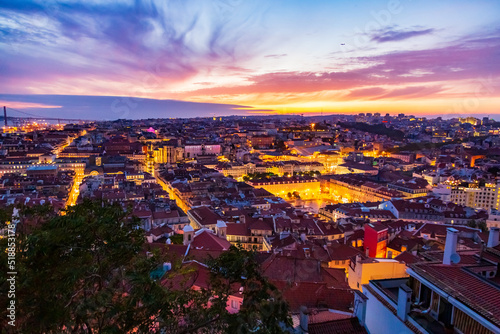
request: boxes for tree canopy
[0,200,291,333]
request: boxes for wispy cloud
[182,32,500,100]
[370,27,435,43]
[0,0,499,115]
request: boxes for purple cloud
[371,27,435,43]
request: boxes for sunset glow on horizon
[1,0,499,119]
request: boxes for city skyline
[1,0,500,119]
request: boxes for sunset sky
[1,0,499,119]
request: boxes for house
[348,255,408,291]
[145,224,174,243]
[364,223,388,258]
[357,228,500,334]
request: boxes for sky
[1,0,500,120]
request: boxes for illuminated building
[360,228,500,334]
[364,223,388,258]
[448,182,500,211]
[183,144,221,159]
[247,177,320,200]
[152,143,178,163]
[348,255,407,291]
[249,135,274,148]
[387,179,429,199]
[321,175,402,203]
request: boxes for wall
[349,260,408,291]
[363,287,414,334]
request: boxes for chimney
[300,233,307,242]
[487,227,500,248]
[239,214,246,224]
[443,228,459,265]
[397,284,412,321]
[280,231,290,240]
[299,306,309,333]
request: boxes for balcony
[408,311,448,334]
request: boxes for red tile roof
[226,222,250,236]
[272,280,354,312]
[190,230,231,251]
[308,317,368,334]
[394,251,421,265]
[410,262,500,327]
[152,210,180,219]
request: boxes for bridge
[2,106,95,127]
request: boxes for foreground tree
[1,200,162,333]
[207,246,292,333]
[0,200,291,333]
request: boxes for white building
[357,228,500,334]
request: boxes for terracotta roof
[152,210,180,219]
[272,280,354,312]
[249,217,274,230]
[410,262,500,327]
[308,310,352,325]
[387,235,424,253]
[365,222,387,232]
[415,223,478,238]
[190,230,231,251]
[271,235,297,249]
[394,251,421,265]
[262,255,322,283]
[163,261,210,290]
[326,243,363,261]
[144,243,188,261]
[308,317,368,334]
[188,206,220,226]
[147,224,173,236]
[226,222,250,236]
[187,249,226,263]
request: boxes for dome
[183,225,194,233]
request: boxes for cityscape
[1,1,500,334]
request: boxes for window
[231,300,239,309]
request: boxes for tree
[274,140,287,151]
[206,246,292,333]
[0,201,291,333]
[1,200,162,333]
[478,221,488,233]
[0,205,13,229]
[467,219,477,228]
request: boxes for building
[248,177,320,200]
[183,144,221,159]
[486,209,500,229]
[321,175,403,203]
[364,223,388,258]
[348,255,408,291]
[249,135,274,148]
[449,182,500,211]
[359,228,500,334]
